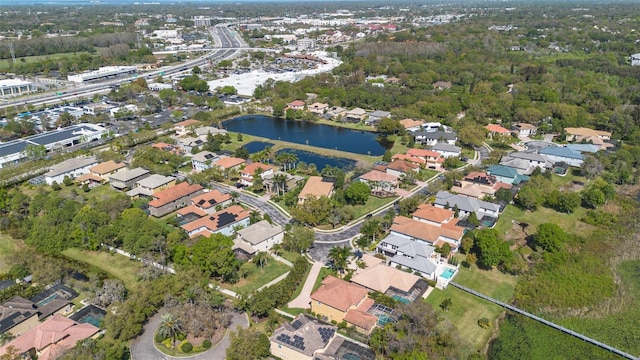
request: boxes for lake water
[224,115,390,156]
[242,141,274,154]
[277,148,356,171]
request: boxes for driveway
[287,261,323,309]
[209,183,290,226]
[131,311,249,360]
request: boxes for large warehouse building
[0,123,107,168]
[0,79,35,98]
[67,66,137,83]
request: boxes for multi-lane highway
[0,24,247,110]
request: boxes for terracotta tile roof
[406,148,441,159]
[152,142,173,150]
[298,176,334,200]
[215,157,245,169]
[392,153,425,164]
[0,314,98,359]
[359,170,398,183]
[148,182,203,208]
[433,238,459,249]
[181,205,250,234]
[412,204,455,224]
[288,100,305,107]
[174,119,201,128]
[391,216,464,244]
[76,173,104,183]
[344,298,377,332]
[485,124,511,134]
[399,118,424,129]
[191,190,232,209]
[386,159,420,173]
[565,127,611,138]
[177,205,207,217]
[310,276,369,312]
[89,160,125,175]
[241,163,274,176]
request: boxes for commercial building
[67,66,137,84]
[0,79,35,98]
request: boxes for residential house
[392,153,426,167]
[358,170,398,195]
[344,108,367,123]
[287,100,305,111]
[214,156,246,171]
[326,106,346,120]
[181,205,250,238]
[485,124,511,139]
[29,282,78,321]
[499,151,552,175]
[75,173,105,188]
[0,296,40,337]
[313,335,375,360]
[423,122,443,132]
[385,159,420,178]
[233,220,284,257]
[240,163,274,187]
[152,142,176,152]
[432,143,462,158]
[174,119,202,136]
[632,53,640,66]
[311,276,377,334]
[564,127,613,150]
[0,315,99,360]
[539,146,585,167]
[269,315,336,360]
[308,102,329,115]
[89,160,125,180]
[413,130,457,146]
[433,81,452,90]
[406,148,445,170]
[126,174,176,198]
[434,191,501,220]
[566,144,600,154]
[390,215,464,249]
[398,118,425,132]
[451,171,512,199]
[147,182,204,217]
[365,110,390,126]
[263,171,304,195]
[351,254,428,303]
[109,167,150,190]
[298,176,334,204]
[44,156,98,185]
[177,136,205,154]
[190,190,233,214]
[194,126,227,137]
[511,123,538,137]
[191,151,220,173]
[412,203,456,227]
[377,234,441,279]
[486,164,529,185]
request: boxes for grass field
[494,204,595,238]
[0,234,20,273]
[225,258,290,294]
[352,195,398,219]
[62,248,143,291]
[425,262,517,357]
[0,51,91,69]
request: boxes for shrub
[154,332,166,343]
[176,333,186,341]
[202,339,212,349]
[181,342,193,353]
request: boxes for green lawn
[353,195,398,219]
[0,51,91,69]
[225,258,290,294]
[425,262,517,357]
[62,248,143,291]
[0,234,20,273]
[494,204,595,238]
[279,250,302,264]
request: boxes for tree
[532,223,568,253]
[157,313,183,348]
[580,155,604,180]
[253,251,269,268]
[55,111,75,127]
[24,144,47,160]
[359,218,382,245]
[382,150,393,162]
[235,146,250,159]
[218,85,238,95]
[226,328,271,360]
[282,224,315,253]
[328,246,351,274]
[344,182,370,205]
[473,229,510,268]
[377,118,402,134]
[440,298,452,311]
[458,124,486,147]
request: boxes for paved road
[131,311,249,360]
[209,183,290,226]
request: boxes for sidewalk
[287,261,323,309]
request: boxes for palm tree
[254,251,269,268]
[328,246,352,274]
[157,313,183,348]
[230,191,240,204]
[273,173,288,195]
[271,243,283,257]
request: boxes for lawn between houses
[0,234,20,273]
[425,261,517,358]
[213,257,291,295]
[62,248,144,292]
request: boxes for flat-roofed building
[67,66,137,83]
[0,79,35,97]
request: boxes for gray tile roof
[236,220,283,245]
[109,167,150,182]
[271,315,336,358]
[46,156,97,178]
[435,191,500,214]
[135,174,175,189]
[414,130,457,140]
[540,146,584,160]
[432,143,461,152]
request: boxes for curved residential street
[130,311,249,360]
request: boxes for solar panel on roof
[216,212,238,228]
[291,319,303,330]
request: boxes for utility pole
[9,43,16,65]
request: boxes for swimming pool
[441,268,456,279]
